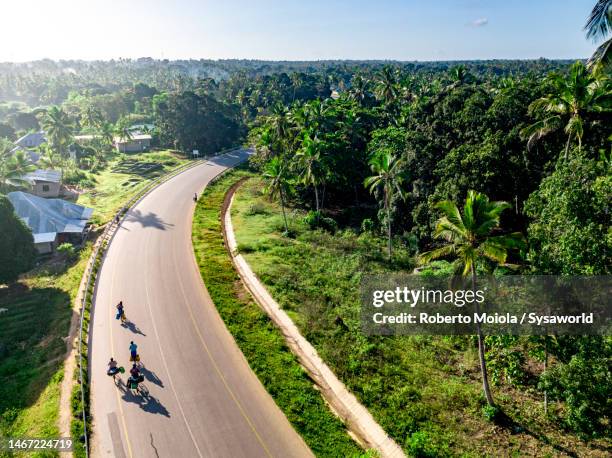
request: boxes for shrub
[360,218,376,233]
[303,210,337,233]
[481,404,502,422]
[57,242,76,259]
[406,430,441,458]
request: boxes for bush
[57,242,76,259]
[481,404,502,423]
[245,202,268,216]
[406,430,443,458]
[303,210,338,233]
[360,218,376,233]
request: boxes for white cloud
[468,17,489,27]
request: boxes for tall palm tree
[297,133,326,212]
[349,75,372,106]
[520,61,611,159]
[40,106,74,156]
[364,151,405,259]
[418,191,526,406]
[263,156,292,233]
[584,0,612,68]
[375,66,399,106]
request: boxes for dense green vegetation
[0,195,36,284]
[192,170,364,457]
[232,177,611,456]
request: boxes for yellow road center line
[174,191,273,458]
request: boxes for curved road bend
[90,150,313,458]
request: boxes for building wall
[31,181,61,197]
[116,138,151,153]
[35,241,54,254]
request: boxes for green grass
[192,170,365,457]
[77,150,189,224]
[231,176,610,457]
[0,247,92,458]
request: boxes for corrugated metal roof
[15,131,46,148]
[24,169,62,184]
[7,191,93,238]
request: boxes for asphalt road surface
[90,150,313,458]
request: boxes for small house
[7,191,93,254]
[23,169,62,197]
[114,134,152,153]
[15,131,46,149]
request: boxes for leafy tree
[0,195,37,284]
[525,151,611,274]
[364,151,405,258]
[520,62,611,159]
[418,191,526,406]
[584,0,612,68]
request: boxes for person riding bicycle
[130,363,140,379]
[129,341,138,362]
[127,374,140,390]
[193,193,197,202]
[107,357,119,376]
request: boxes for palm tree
[297,133,326,212]
[0,149,35,189]
[418,191,526,406]
[40,106,74,156]
[364,151,405,258]
[80,104,104,131]
[349,75,372,106]
[375,66,399,106]
[263,156,292,233]
[114,118,133,142]
[584,0,612,68]
[520,61,611,160]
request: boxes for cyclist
[193,193,197,202]
[107,357,119,381]
[130,363,140,379]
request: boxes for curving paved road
[90,150,313,458]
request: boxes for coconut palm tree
[584,0,612,68]
[520,61,612,159]
[364,151,405,259]
[40,106,74,156]
[263,156,292,233]
[296,133,326,212]
[418,191,526,406]
[0,149,35,189]
[375,66,399,106]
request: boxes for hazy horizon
[0,0,597,63]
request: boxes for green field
[230,175,609,457]
[0,245,92,458]
[192,170,367,458]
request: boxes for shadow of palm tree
[124,209,174,231]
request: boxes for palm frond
[584,0,612,42]
[417,244,456,265]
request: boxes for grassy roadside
[192,169,366,457]
[0,150,191,457]
[231,176,610,457]
[0,245,92,458]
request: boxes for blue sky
[0,0,599,61]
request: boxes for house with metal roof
[7,191,93,254]
[15,131,46,149]
[114,134,152,153]
[23,169,62,197]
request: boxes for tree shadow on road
[125,209,174,231]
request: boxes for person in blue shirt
[129,341,138,362]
